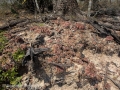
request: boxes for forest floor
[0,11,120,90]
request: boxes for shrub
[0,48,25,89]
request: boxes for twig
[103,62,109,90]
[107,76,120,90]
[49,62,71,70]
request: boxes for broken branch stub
[22,47,50,66]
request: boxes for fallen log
[0,18,27,30]
[91,8,120,17]
[16,19,30,27]
[101,19,120,23]
[89,20,109,35]
[99,22,120,31]
[89,18,120,44]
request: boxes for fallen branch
[107,76,120,90]
[49,62,71,70]
[103,62,109,90]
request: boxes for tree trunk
[67,0,80,14]
[109,0,111,4]
[82,0,99,11]
[87,0,92,17]
[82,0,89,10]
[92,0,99,10]
[52,0,83,20]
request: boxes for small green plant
[12,49,25,62]
[0,48,25,88]
[0,67,21,85]
[0,67,22,90]
[0,34,24,89]
[10,76,22,85]
[0,31,8,53]
[0,67,17,83]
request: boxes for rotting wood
[99,22,120,31]
[91,8,120,17]
[16,20,30,27]
[11,27,29,34]
[101,19,120,24]
[22,47,50,66]
[88,18,120,44]
[0,19,27,30]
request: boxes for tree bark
[34,0,41,13]
[82,0,89,10]
[82,0,99,11]
[92,0,99,10]
[0,19,27,30]
[67,0,80,13]
[52,0,84,21]
[87,0,92,17]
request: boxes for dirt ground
[0,12,120,90]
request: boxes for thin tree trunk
[53,0,81,16]
[87,0,92,17]
[34,0,41,13]
[92,0,99,10]
[82,0,89,10]
[109,0,111,4]
[53,0,84,21]
[117,0,120,6]
[34,0,42,20]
